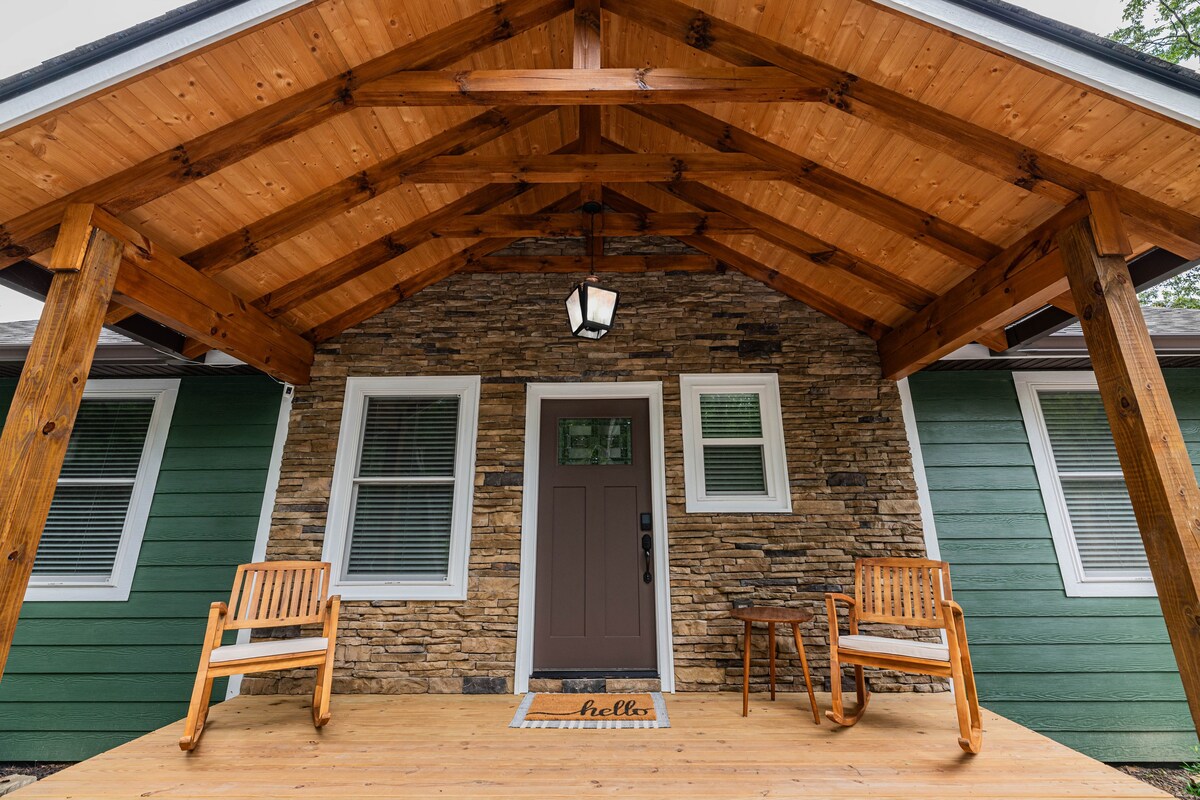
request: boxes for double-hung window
[324,376,480,600]
[27,379,178,602]
[1015,372,1153,597]
[679,374,791,513]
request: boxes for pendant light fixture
[564,201,620,339]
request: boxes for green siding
[0,375,282,761]
[910,370,1200,762]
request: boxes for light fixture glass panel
[586,285,618,327]
[565,286,584,334]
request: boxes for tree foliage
[1112,0,1200,63]
[1114,0,1200,308]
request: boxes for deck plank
[13,693,1168,798]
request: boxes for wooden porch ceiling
[0,0,1199,381]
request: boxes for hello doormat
[509,692,670,729]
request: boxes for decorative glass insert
[558,418,633,465]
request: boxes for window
[26,379,178,602]
[679,374,790,513]
[323,376,480,600]
[1015,372,1153,597]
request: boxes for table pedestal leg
[792,622,820,725]
[768,622,776,701]
[742,620,751,717]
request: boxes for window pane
[703,445,767,495]
[700,393,763,438]
[33,484,134,578]
[1039,391,1120,473]
[557,417,632,465]
[1060,477,1149,578]
[358,396,459,478]
[60,399,155,479]
[346,484,454,579]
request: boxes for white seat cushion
[837,634,949,662]
[209,636,329,664]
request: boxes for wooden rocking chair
[825,557,983,753]
[180,561,341,751]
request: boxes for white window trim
[1014,371,1155,598]
[322,376,480,601]
[679,374,791,514]
[25,378,179,602]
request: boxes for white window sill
[330,581,468,602]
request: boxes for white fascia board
[0,0,311,132]
[872,0,1200,129]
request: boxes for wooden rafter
[304,190,585,342]
[602,0,1200,257]
[259,142,584,317]
[351,68,823,104]
[624,104,1000,266]
[0,0,571,272]
[878,200,1092,380]
[183,106,555,277]
[603,188,889,339]
[575,0,604,256]
[463,254,718,272]
[89,209,314,383]
[432,211,753,237]
[391,152,785,183]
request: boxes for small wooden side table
[730,606,820,724]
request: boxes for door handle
[641,533,653,584]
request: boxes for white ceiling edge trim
[872,0,1200,129]
[0,0,311,132]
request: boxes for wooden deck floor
[14,692,1167,799]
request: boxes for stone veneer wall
[245,270,940,696]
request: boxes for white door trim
[515,381,674,694]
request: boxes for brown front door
[533,398,657,673]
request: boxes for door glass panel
[558,418,633,465]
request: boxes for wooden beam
[0,208,124,681]
[646,177,935,310]
[575,0,604,240]
[603,188,889,339]
[462,254,719,272]
[89,210,313,383]
[1087,190,1133,257]
[302,190,586,339]
[184,107,554,276]
[625,104,1000,267]
[1058,213,1200,737]
[432,211,753,237]
[352,68,823,104]
[397,152,784,183]
[975,329,1010,352]
[0,0,570,272]
[603,0,1200,256]
[878,200,1091,380]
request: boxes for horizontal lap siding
[909,371,1198,762]
[0,375,281,761]
[912,374,1195,762]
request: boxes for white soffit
[872,0,1200,128]
[0,0,311,132]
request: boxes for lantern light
[565,201,620,339]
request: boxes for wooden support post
[1058,212,1200,736]
[0,206,124,680]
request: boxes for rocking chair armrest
[825,593,858,644]
[203,602,229,650]
[322,595,342,639]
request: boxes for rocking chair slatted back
[854,557,952,629]
[226,561,330,630]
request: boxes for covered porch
[9,693,1170,799]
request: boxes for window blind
[698,393,767,496]
[1039,391,1149,579]
[33,398,155,579]
[346,396,460,580]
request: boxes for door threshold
[530,670,659,680]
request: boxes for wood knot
[41,421,55,434]
[7,550,18,561]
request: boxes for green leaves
[1111,0,1200,64]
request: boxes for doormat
[510,692,670,729]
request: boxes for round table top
[729,605,813,624]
